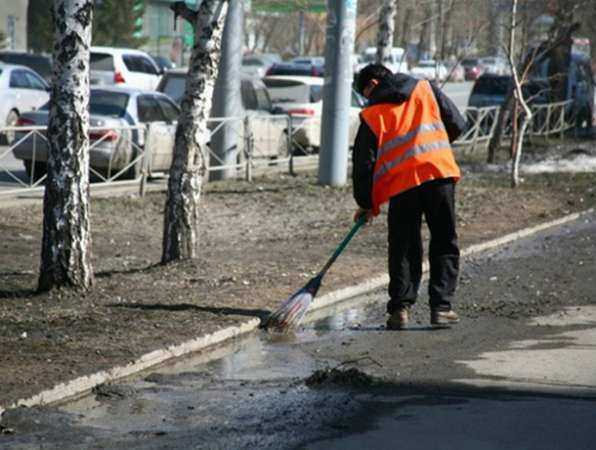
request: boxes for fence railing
[453,99,576,152]
[0,99,579,197]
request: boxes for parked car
[0,52,53,82]
[410,60,448,82]
[90,46,162,91]
[266,62,324,77]
[156,69,286,159]
[157,68,279,114]
[356,47,408,74]
[262,75,366,152]
[467,74,512,108]
[12,87,180,180]
[0,62,50,144]
[240,53,280,78]
[461,57,484,80]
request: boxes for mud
[305,367,380,388]
[0,211,594,449]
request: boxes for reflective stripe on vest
[360,80,460,215]
[374,139,452,182]
[377,122,446,159]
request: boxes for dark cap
[356,63,392,95]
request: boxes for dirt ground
[1,161,595,407]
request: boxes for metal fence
[0,99,579,198]
[452,100,576,152]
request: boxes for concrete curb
[1,207,593,416]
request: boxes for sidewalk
[1,170,595,412]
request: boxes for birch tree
[376,0,397,64]
[38,0,94,292]
[162,0,228,263]
[507,0,532,188]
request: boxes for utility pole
[318,0,358,187]
[211,0,243,180]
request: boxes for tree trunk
[507,0,532,188]
[162,0,228,263]
[400,7,413,49]
[486,90,513,162]
[38,0,94,292]
[376,0,396,64]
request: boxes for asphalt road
[1,209,594,449]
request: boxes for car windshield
[37,91,129,117]
[90,91,129,117]
[0,53,52,79]
[472,76,511,96]
[263,79,319,103]
[160,74,186,105]
[242,58,265,67]
[267,64,320,76]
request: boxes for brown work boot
[430,309,460,327]
[387,306,410,330]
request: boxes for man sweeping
[352,64,466,330]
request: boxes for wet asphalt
[0,211,595,449]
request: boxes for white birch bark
[507,0,532,188]
[162,0,228,263]
[38,0,94,292]
[376,0,396,65]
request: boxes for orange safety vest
[360,80,461,216]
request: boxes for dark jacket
[352,74,466,210]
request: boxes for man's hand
[353,208,374,224]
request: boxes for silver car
[12,86,180,180]
[157,69,287,159]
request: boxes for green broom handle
[319,214,367,277]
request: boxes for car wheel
[3,110,19,145]
[23,160,47,183]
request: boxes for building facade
[0,0,28,51]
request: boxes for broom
[262,214,367,332]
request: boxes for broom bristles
[263,288,314,332]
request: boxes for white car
[356,47,408,74]
[0,62,49,144]
[90,46,162,91]
[262,75,366,152]
[410,60,449,82]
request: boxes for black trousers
[386,178,459,314]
